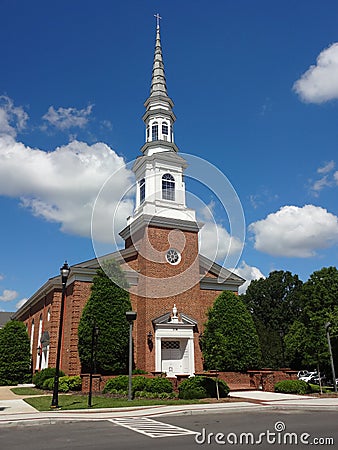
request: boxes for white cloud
[334,171,338,184]
[16,298,28,310]
[249,205,338,257]
[310,175,332,196]
[293,43,338,103]
[318,160,335,174]
[42,105,93,130]
[199,221,243,262]
[232,261,265,294]
[0,132,135,240]
[0,96,28,137]
[0,289,18,302]
[0,274,4,281]
[309,161,336,195]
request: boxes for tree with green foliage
[285,266,338,374]
[242,270,302,368]
[201,291,261,371]
[78,259,132,374]
[0,320,31,385]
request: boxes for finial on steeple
[154,13,162,29]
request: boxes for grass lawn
[24,395,208,411]
[11,387,47,396]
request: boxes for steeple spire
[141,14,177,156]
[150,14,168,98]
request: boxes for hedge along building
[13,19,245,378]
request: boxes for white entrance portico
[153,305,197,377]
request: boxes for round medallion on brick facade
[166,248,181,265]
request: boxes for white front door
[161,339,188,376]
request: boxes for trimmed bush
[42,377,54,391]
[274,379,311,395]
[103,375,128,393]
[178,376,230,399]
[201,292,261,371]
[0,321,31,385]
[103,375,173,397]
[42,375,82,392]
[33,368,65,389]
[58,376,82,392]
[146,377,173,394]
[78,261,132,375]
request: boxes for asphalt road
[0,409,337,450]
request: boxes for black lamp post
[279,328,286,368]
[88,322,99,407]
[325,322,337,393]
[126,311,137,401]
[51,261,70,408]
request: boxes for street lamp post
[88,322,99,408]
[279,329,286,368]
[126,311,137,401]
[51,261,70,408]
[325,322,337,393]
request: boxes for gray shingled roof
[0,312,13,328]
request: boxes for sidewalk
[1,386,338,427]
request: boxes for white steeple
[124,15,197,229]
[141,15,178,157]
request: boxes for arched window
[152,122,158,141]
[162,122,169,141]
[139,178,145,204]
[162,173,175,201]
[30,319,34,354]
[36,315,43,370]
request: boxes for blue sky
[1,0,338,311]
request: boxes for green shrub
[132,376,150,393]
[41,375,82,392]
[103,375,173,397]
[274,380,311,395]
[59,376,82,392]
[178,376,229,399]
[42,377,54,390]
[147,377,173,394]
[33,368,65,389]
[103,375,128,393]
[0,321,31,385]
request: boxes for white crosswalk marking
[109,417,198,438]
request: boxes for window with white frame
[139,178,145,204]
[152,122,158,141]
[162,173,175,201]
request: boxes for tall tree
[242,270,302,368]
[285,266,338,373]
[0,320,31,385]
[201,291,261,371]
[78,259,132,374]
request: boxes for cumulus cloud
[199,221,243,262]
[232,261,265,294]
[293,43,338,103]
[16,298,28,310]
[42,104,93,130]
[0,132,135,241]
[249,205,338,257]
[0,96,28,137]
[0,289,18,302]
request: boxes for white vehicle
[299,371,317,383]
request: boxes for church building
[14,19,244,378]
